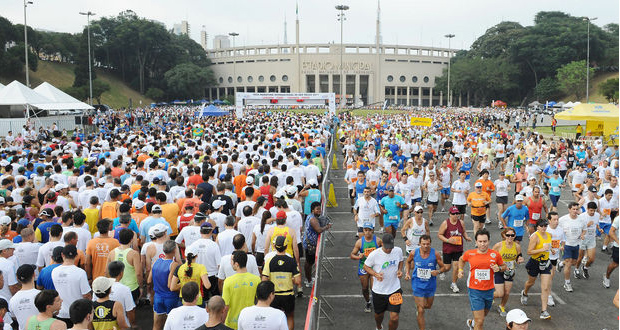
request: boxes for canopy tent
[212,99,225,105]
[554,101,565,108]
[0,80,58,109]
[492,100,506,107]
[197,104,228,117]
[545,101,557,108]
[528,101,541,107]
[564,101,576,108]
[0,82,4,90]
[555,103,619,144]
[33,82,94,110]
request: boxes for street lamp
[444,34,455,107]
[79,11,96,105]
[583,17,597,103]
[23,0,33,87]
[335,5,349,110]
[229,32,239,92]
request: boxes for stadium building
[206,4,459,106]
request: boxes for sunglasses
[539,224,548,227]
[416,211,423,214]
[505,234,515,237]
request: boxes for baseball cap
[17,219,30,227]
[195,212,207,221]
[387,186,395,191]
[527,158,533,162]
[246,176,254,184]
[362,222,374,229]
[200,222,213,230]
[0,239,14,251]
[39,208,54,217]
[286,186,297,196]
[528,176,537,181]
[382,233,395,249]
[134,200,145,209]
[212,199,226,209]
[130,169,138,175]
[414,205,423,212]
[276,210,287,219]
[449,206,460,214]
[308,179,318,186]
[151,223,168,237]
[54,183,68,191]
[151,204,162,213]
[474,182,483,188]
[273,191,284,199]
[62,244,77,258]
[92,276,115,295]
[16,264,36,282]
[185,244,199,256]
[505,309,531,325]
[515,194,524,201]
[274,235,287,249]
[0,216,11,226]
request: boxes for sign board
[236,92,336,118]
[410,117,433,127]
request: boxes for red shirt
[187,174,203,187]
[462,248,504,291]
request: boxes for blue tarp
[197,104,228,117]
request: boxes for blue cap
[362,222,374,229]
[17,219,30,227]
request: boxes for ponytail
[185,253,195,278]
[260,211,270,234]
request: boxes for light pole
[80,11,96,105]
[229,32,239,95]
[336,5,349,110]
[444,34,455,107]
[23,0,33,87]
[583,17,597,103]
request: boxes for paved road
[316,143,618,330]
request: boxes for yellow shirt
[222,272,261,329]
[271,226,294,257]
[161,203,180,236]
[532,231,551,261]
[175,262,208,305]
[84,208,99,235]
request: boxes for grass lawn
[533,125,578,136]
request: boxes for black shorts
[297,243,304,258]
[613,247,619,264]
[272,294,295,314]
[455,204,466,215]
[496,196,508,204]
[494,271,514,283]
[550,259,558,266]
[305,248,316,265]
[442,251,463,264]
[349,189,355,199]
[255,252,265,268]
[205,275,220,299]
[427,200,438,206]
[472,214,486,223]
[525,258,551,277]
[131,288,140,303]
[372,289,402,314]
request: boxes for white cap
[245,176,254,184]
[149,223,168,237]
[414,205,423,212]
[0,216,11,226]
[286,186,297,196]
[505,309,530,325]
[515,194,524,201]
[54,183,68,191]
[212,199,226,209]
[185,244,199,256]
[273,191,284,199]
[308,179,318,186]
[130,169,138,175]
[0,239,14,251]
[92,276,115,294]
[133,200,145,209]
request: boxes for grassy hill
[560,71,619,103]
[1,61,153,109]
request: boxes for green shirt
[222,272,261,329]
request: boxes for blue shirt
[138,217,172,242]
[37,263,61,290]
[548,177,564,196]
[543,165,558,183]
[152,258,177,298]
[380,195,405,223]
[411,247,438,291]
[501,205,529,237]
[112,217,139,234]
[393,155,407,170]
[304,189,322,215]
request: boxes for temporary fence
[0,115,81,136]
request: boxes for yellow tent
[555,103,619,144]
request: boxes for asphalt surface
[316,139,619,330]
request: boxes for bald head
[207,296,226,314]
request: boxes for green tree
[599,78,619,103]
[534,77,561,101]
[73,30,96,87]
[145,87,165,101]
[164,63,215,99]
[92,80,111,104]
[556,60,595,100]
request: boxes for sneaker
[364,302,372,313]
[304,279,313,288]
[429,219,434,226]
[540,310,551,319]
[450,282,460,293]
[520,290,528,305]
[563,282,573,292]
[466,319,474,330]
[497,304,507,317]
[603,275,611,288]
[573,268,582,279]
[556,261,564,272]
[498,222,504,229]
[582,267,590,279]
[439,272,446,281]
[485,218,492,224]
[547,294,555,307]
[296,288,303,298]
[602,246,607,253]
[441,207,446,212]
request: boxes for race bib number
[604,209,611,216]
[587,227,596,236]
[364,247,376,257]
[575,183,582,189]
[570,228,581,237]
[505,261,515,270]
[451,236,462,245]
[552,187,560,193]
[389,215,398,220]
[417,268,432,280]
[474,269,491,281]
[551,240,560,249]
[370,181,378,186]
[532,213,540,220]
[514,219,524,227]
[389,292,403,305]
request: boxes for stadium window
[387,75,393,82]
[219,77,224,84]
[228,77,233,83]
[259,76,265,82]
[399,76,405,83]
[247,76,253,83]
[412,76,418,83]
[282,75,288,82]
[270,75,276,82]
[237,76,242,83]
[424,76,429,83]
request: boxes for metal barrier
[0,115,80,136]
[304,121,337,330]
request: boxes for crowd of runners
[0,105,614,330]
[338,108,619,330]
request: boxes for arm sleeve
[80,270,91,295]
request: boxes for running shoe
[441,207,445,212]
[304,279,314,288]
[439,272,446,281]
[563,282,573,292]
[556,260,564,272]
[466,319,474,330]
[603,275,611,288]
[573,268,582,279]
[540,310,551,319]
[450,282,460,293]
[582,266,590,279]
[429,219,434,226]
[497,305,507,317]
[547,294,555,307]
[296,288,303,298]
[364,302,372,313]
[520,290,528,305]
[498,222,504,229]
[485,219,492,224]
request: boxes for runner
[524,186,548,235]
[575,202,603,279]
[492,227,524,317]
[467,182,491,235]
[494,171,511,229]
[350,222,382,313]
[558,202,586,292]
[354,187,381,237]
[404,235,446,330]
[521,219,553,319]
[380,186,405,237]
[603,216,619,288]
[458,229,507,330]
[500,195,529,242]
[400,206,429,256]
[437,206,472,293]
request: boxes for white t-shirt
[36,241,64,268]
[216,254,260,280]
[569,170,587,191]
[62,226,92,252]
[237,216,261,253]
[559,215,586,247]
[364,247,404,295]
[0,257,17,301]
[285,210,303,244]
[598,197,615,224]
[546,225,565,260]
[252,223,274,254]
[613,218,619,248]
[9,288,40,330]
[451,180,470,205]
[237,305,287,330]
[188,238,222,275]
[163,305,209,330]
[354,197,380,227]
[236,201,256,219]
[216,229,241,257]
[51,265,91,318]
[578,212,600,239]
[494,179,510,197]
[14,242,41,268]
[175,226,202,249]
[395,181,413,205]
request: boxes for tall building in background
[213,35,230,49]
[200,26,208,50]
[173,20,190,36]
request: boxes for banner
[410,117,432,127]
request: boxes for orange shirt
[462,248,504,291]
[86,237,119,279]
[130,184,141,196]
[131,212,148,225]
[137,154,150,163]
[187,175,203,187]
[467,191,490,216]
[233,175,247,198]
[74,249,86,268]
[240,187,262,202]
[475,179,495,196]
[161,203,180,235]
[111,167,125,178]
[180,198,201,215]
[2,231,17,241]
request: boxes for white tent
[0,80,58,109]
[565,101,576,108]
[33,82,94,110]
[0,82,4,90]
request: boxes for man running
[438,206,472,293]
[380,186,405,237]
[350,222,382,313]
[558,202,586,292]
